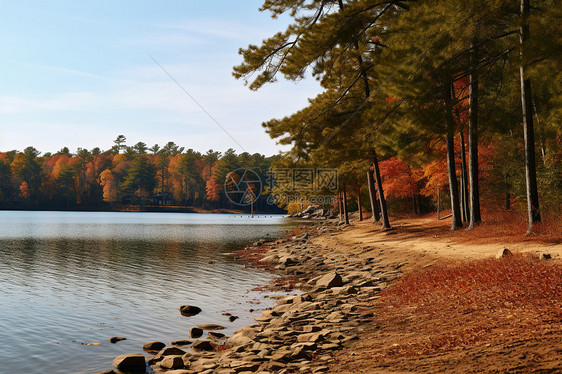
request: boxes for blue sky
[0,0,322,155]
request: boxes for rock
[143,341,166,351]
[190,327,204,338]
[208,331,226,340]
[193,340,215,352]
[154,347,187,358]
[112,353,146,373]
[109,336,127,344]
[539,253,552,260]
[171,340,192,346]
[95,371,115,374]
[279,256,299,267]
[179,305,202,316]
[197,323,226,330]
[229,315,239,322]
[159,355,185,370]
[316,272,343,288]
[496,248,513,259]
[229,334,254,347]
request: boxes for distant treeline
[0,136,282,212]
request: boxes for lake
[0,211,294,373]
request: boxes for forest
[0,137,281,212]
[1,0,560,233]
[232,0,561,233]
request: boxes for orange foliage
[378,157,423,198]
[19,181,29,199]
[99,169,118,203]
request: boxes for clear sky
[0,0,322,156]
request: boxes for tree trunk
[468,38,482,229]
[520,0,541,233]
[373,150,391,230]
[367,170,380,222]
[338,192,343,222]
[342,184,350,225]
[442,81,463,230]
[459,130,469,223]
[416,194,423,214]
[357,186,363,221]
[505,173,511,210]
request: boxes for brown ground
[313,215,562,374]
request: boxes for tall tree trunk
[367,170,380,222]
[338,192,343,222]
[505,173,511,210]
[373,150,391,230]
[342,183,350,224]
[520,0,541,233]
[442,81,463,230]
[357,185,363,221]
[468,38,482,229]
[460,129,469,223]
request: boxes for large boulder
[178,305,202,317]
[112,353,146,373]
[316,272,343,288]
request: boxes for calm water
[0,211,293,374]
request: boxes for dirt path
[310,217,562,374]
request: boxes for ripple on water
[0,211,294,374]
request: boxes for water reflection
[0,211,291,374]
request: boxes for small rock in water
[190,327,203,338]
[171,340,192,346]
[109,336,127,344]
[229,315,239,322]
[178,305,202,317]
[143,341,166,352]
[197,323,226,330]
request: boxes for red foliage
[378,157,422,198]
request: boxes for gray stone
[112,353,146,373]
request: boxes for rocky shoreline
[98,220,407,374]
